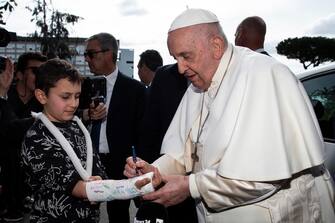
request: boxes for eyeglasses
[84,49,109,59]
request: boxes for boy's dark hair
[35,58,82,95]
[138,50,163,72]
[16,52,47,73]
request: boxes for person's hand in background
[0,58,14,98]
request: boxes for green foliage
[277,37,335,69]
[0,0,17,25]
[26,0,82,59]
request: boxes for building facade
[0,36,134,77]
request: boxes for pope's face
[167,25,217,91]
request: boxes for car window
[301,71,335,142]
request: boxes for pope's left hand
[142,175,190,207]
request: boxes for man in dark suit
[138,63,198,223]
[235,16,270,55]
[7,52,47,118]
[137,49,163,87]
[139,64,187,163]
[84,32,146,223]
[2,53,47,222]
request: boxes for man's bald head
[235,16,266,51]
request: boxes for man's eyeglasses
[84,49,109,59]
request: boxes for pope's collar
[209,43,233,91]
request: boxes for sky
[3,0,335,80]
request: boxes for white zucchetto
[169,8,219,32]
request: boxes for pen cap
[134,201,169,223]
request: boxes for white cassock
[153,44,335,223]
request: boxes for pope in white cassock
[124,8,335,223]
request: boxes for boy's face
[38,78,81,122]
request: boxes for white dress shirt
[98,67,118,153]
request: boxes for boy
[21,59,155,222]
[21,58,107,222]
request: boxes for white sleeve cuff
[189,173,201,199]
[152,154,186,175]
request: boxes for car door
[300,69,335,178]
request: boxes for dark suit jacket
[0,99,35,204]
[7,85,42,119]
[138,64,198,223]
[103,71,146,179]
[138,64,188,163]
[0,99,17,176]
[260,50,270,56]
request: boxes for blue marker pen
[132,146,139,174]
[132,146,143,205]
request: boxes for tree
[27,0,82,59]
[0,0,17,25]
[277,37,335,69]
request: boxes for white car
[296,62,335,178]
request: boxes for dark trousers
[99,153,131,223]
[167,197,198,223]
[107,199,131,223]
[2,145,25,213]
